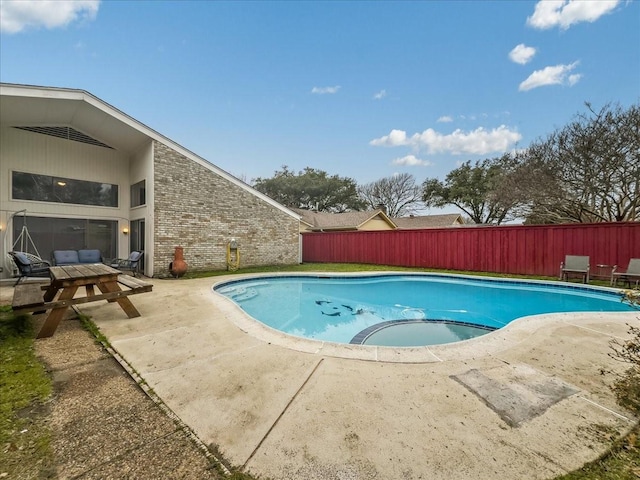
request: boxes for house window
[12,171,118,207]
[130,180,146,207]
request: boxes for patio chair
[611,258,640,287]
[110,251,143,277]
[560,255,590,283]
[8,251,51,286]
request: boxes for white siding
[0,126,153,278]
[129,142,154,275]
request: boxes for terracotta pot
[169,246,188,278]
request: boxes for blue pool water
[215,274,633,347]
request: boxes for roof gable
[293,208,396,230]
[0,83,300,220]
[393,214,464,229]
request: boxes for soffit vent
[13,126,114,149]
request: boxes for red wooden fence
[302,222,640,278]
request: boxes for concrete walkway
[66,274,637,479]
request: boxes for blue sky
[1,0,639,195]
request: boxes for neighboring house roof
[393,213,465,229]
[292,208,397,231]
[0,83,300,221]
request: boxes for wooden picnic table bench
[11,264,152,338]
[12,283,48,312]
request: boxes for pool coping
[212,271,634,364]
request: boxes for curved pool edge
[212,271,637,364]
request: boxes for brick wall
[153,141,299,276]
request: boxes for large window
[12,171,118,207]
[12,216,117,261]
[130,180,146,207]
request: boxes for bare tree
[358,173,424,217]
[516,102,640,224]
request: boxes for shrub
[609,290,640,414]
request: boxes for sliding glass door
[129,219,145,269]
[11,216,117,262]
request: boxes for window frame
[130,180,146,208]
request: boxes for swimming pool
[214,274,633,347]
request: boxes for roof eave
[0,82,300,221]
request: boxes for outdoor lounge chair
[8,251,51,286]
[611,258,640,287]
[110,251,143,277]
[560,255,590,283]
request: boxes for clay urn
[170,246,188,278]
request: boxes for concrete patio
[34,274,640,479]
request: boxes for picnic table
[11,263,152,339]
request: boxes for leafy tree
[421,155,520,224]
[516,102,640,224]
[358,173,424,217]
[252,166,365,212]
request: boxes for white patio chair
[560,255,590,283]
[611,258,640,287]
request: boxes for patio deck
[45,275,640,479]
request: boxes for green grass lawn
[0,306,53,479]
[1,263,637,478]
[554,425,639,479]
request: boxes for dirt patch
[34,317,222,479]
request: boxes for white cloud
[391,155,434,167]
[519,62,581,91]
[526,0,620,30]
[0,0,100,34]
[371,126,522,156]
[373,89,387,100]
[567,73,582,85]
[370,129,408,147]
[437,116,453,123]
[509,44,537,65]
[311,85,341,94]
